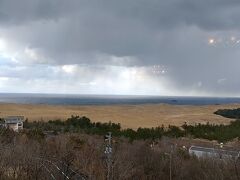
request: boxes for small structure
[4,116,24,132]
[189,145,240,160]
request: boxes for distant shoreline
[1,93,240,106]
[0,101,240,107]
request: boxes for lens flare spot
[208,38,215,44]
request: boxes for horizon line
[0,92,240,99]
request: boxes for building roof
[189,145,240,157]
[5,116,24,124]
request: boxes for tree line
[214,108,240,119]
[24,113,240,142]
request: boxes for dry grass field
[0,103,239,129]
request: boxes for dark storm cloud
[0,0,240,95]
[0,0,239,60]
[1,0,240,29]
[1,0,240,56]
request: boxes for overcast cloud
[0,0,240,96]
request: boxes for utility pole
[165,145,173,180]
[104,132,112,180]
[169,152,172,180]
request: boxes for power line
[36,156,88,180]
[39,161,57,180]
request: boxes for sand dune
[0,103,239,129]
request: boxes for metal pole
[105,132,112,180]
[166,145,173,180]
[169,153,172,180]
[107,134,111,180]
[235,158,240,180]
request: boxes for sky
[0,0,240,96]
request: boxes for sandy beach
[0,103,239,129]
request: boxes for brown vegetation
[0,103,240,129]
[0,128,239,180]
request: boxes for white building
[4,116,24,132]
[189,145,240,160]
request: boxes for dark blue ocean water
[0,93,240,106]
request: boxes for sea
[0,93,240,106]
